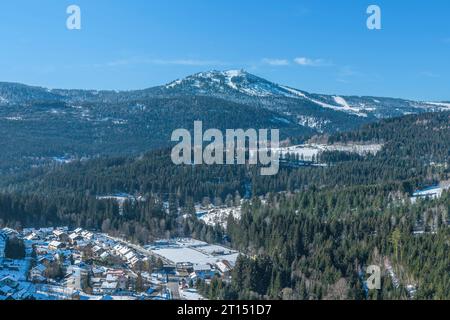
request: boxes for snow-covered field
[424,102,450,110]
[272,143,383,161]
[147,239,240,266]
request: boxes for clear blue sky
[0,0,449,100]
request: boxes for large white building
[411,182,450,204]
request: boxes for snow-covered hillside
[1,69,449,137]
[159,69,449,119]
[164,70,310,99]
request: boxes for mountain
[6,110,450,201]
[154,69,450,123]
[0,95,312,174]
[0,70,449,174]
[2,70,449,131]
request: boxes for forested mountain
[1,70,449,175]
[1,70,450,301]
[5,112,449,198]
[0,111,449,300]
[0,95,312,174]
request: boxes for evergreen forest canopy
[0,111,449,300]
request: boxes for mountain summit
[162,69,308,99]
[155,69,450,120]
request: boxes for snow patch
[297,115,330,132]
[197,206,241,228]
[280,86,307,98]
[425,102,450,110]
[0,96,8,104]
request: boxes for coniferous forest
[0,111,449,300]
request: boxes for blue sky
[0,0,449,100]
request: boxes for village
[0,226,241,300]
[1,180,448,301]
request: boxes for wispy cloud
[420,71,440,78]
[337,66,359,77]
[149,59,225,66]
[261,58,290,66]
[294,57,331,67]
[335,66,362,84]
[96,57,226,68]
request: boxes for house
[0,276,20,298]
[118,247,131,256]
[92,245,105,257]
[192,264,215,279]
[66,266,89,291]
[38,255,55,265]
[100,281,118,294]
[75,240,89,248]
[53,230,69,242]
[92,266,106,277]
[176,262,194,276]
[106,270,128,290]
[124,251,136,261]
[48,241,64,250]
[215,260,233,275]
[91,277,103,294]
[1,228,19,237]
[24,232,39,241]
[0,284,15,297]
[22,228,35,236]
[100,252,111,260]
[81,231,94,240]
[69,233,83,244]
[37,228,54,236]
[30,264,47,282]
[129,256,140,267]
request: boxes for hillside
[1,111,449,300]
[4,111,449,200]
[1,70,449,174]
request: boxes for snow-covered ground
[3,116,23,121]
[424,102,450,110]
[147,238,240,266]
[384,259,400,289]
[270,143,384,161]
[384,258,417,299]
[180,288,206,300]
[331,96,368,117]
[198,206,241,228]
[296,115,331,132]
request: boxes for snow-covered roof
[48,241,63,248]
